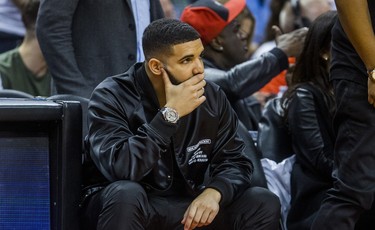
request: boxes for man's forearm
[336,0,375,69]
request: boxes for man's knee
[224,187,281,229]
[101,180,147,208]
[242,187,281,217]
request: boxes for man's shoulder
[97,65,137,87]
[203,81,230,109]
[205,80,221,93]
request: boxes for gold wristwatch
[368,68,375,83]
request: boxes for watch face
[166,110,177,121]
[162,107,179,123]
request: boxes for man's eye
[182,58,191,64]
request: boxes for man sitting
[81,18,280,230]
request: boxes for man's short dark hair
[142,18,201,60]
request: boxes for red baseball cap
[180,0,246,45]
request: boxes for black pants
[312,80,375,230]
[81,181,281,230]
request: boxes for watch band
[161,107,179,123]
[367,68,375,83]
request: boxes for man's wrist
[270,48,289,70]
[203,188,222,203]
[160,107,179,123]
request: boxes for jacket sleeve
[87,84,178,182]
[36,0,89,97]
[204,48,289,102]
[206,89,253,206]
[287,88,334,178]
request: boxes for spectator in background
[0,0,51,97]
[217,0,256,59]
[312,1,375,229]
[281,11,337,230]
[160,0,177,18]
[0,0,25,53]
[180,0,307,131]
[252,0,332,107]
[36,0,164,98]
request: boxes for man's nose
[193,58,204,75]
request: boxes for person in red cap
[80,18,281,230]
[180,0,307,131]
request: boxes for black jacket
[286,83,335,230]
[87,63,253,206]
[203,47,289,130]
[204,48,289,103]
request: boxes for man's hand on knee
[181,188,221,230]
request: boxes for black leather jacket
[87,63,253,206]
[287,85,335,179]
[203,47,289,130]
[285,84,335,230]
[204,47,289,103]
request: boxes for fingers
[181,193,219,230]
[189,208,204,230]
[182,207,211,230]
[160,67,172,87]
[293,27,309,42]
[186,73,205,88]
[197,209,211,226]
[185,74,206,100]
[369,95,374,105]
[368,79,375,107]
[183,211,215,230]
[296,27,309,41]
[199,84,206,97]
[197,87,205,99]
[163,70,206,117]
[182,206,197,230]
[295,26,309,33]
[162,67,205,92]
[368,93,375,107]
[272,25,283,38]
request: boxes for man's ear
[147,58,163,75]
[209,37,224,52]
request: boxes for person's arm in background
[335,0,375,105]
[36,0,88,97]
[204,27,307,102]
[204,48,287,101]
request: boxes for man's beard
[163,64,180,85]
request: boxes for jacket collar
[136,63,160,109]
